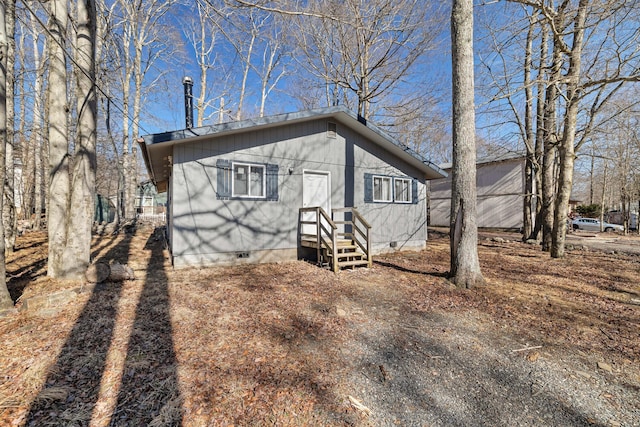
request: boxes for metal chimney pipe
[183,76,194,128]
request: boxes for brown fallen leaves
[0,226,639,425]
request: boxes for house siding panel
[340,125,427,253]
[429,158,525,229]
[170,118,428,267]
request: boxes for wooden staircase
[299,207,372,272]
[326,238,369,269]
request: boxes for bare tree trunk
[358,24,370,119]
[551,136,574,257]
[42,89,50,230]
[540,17,564,251]
[119,22,131,223]
[18,24,34,222]
[191,1,214,127]
[540,132,556,251]
[237,25,256,121]
[0,0,13,310]
[450,0,484,289]
[529,17,548,242]
[125,148,137,221]
[47,0,71,278]
[621,144,631,234]
[258,35,286,118]
[115,0,175,220]
[522,9,536,240]
[3,0,15,253]
[30,12,46,230]
[34,134,43,229]
[125,28,145,220]
[550,0,588,258]
[65,0,97,276]
[589,148,594,205]
[621,195,629,234]
[599,162,608,229]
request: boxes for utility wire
[21,0,153,137]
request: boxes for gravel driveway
[337,267,638,427]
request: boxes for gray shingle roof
[139,105,446,190]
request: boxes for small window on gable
[394,178,412,203]
[233,162,265,198]
[373,176,392,202]
[327,122,337,138]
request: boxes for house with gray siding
[139,106,446,269]
[429,152,529,230]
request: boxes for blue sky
[139,1,457,139]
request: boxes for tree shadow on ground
[24,227,182,426]
[374,259,449,277]
[6,229,122,304]
[6,259,47,302]
[110,228,182,425]
[341,283,617,427]
[6,233,49,303]
[24,232,134,425]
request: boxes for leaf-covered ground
[1,226,639,426]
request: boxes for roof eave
[141,106,447,184]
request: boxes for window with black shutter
[217,159,278,201]
[364,173,419,205]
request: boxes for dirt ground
[1,226,639,426]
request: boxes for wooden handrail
[352,209,372,230]
[299,206,337,230]
[300,206,371,270]
[332,207,372,268]
[299,206,338,271]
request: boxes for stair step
[334,245,359,252]
[334,252,364,260]
[337,259,370,268]
[325,248,364,259]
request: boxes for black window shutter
[364,173,373,203]
[266,163,279,201]
[216,159,232,199]
[412,179,419,204]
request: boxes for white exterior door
[302,171,331,235]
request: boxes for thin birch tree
[481,0,640,254]
[550,0,588,258]
[515,0,640,257]
[229,0,445,122]
[113,0,176,220]
[185,1,220,126]
[0,0,13,311]
[291,0,443,120]
[2,0,14,252]
[27,7,47,230]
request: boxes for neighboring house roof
[139,105,447,192]
[438,149,526,171]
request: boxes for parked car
[605,211,638,231]
[572,217,624,232]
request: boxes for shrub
[576,204,601,218]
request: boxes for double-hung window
[373,176,392,202]
[394,178,412,203]
[365,172,417,204]
[217,159,278,201]
[233,162,265,198]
